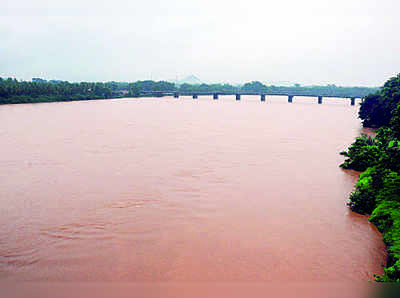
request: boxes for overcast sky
[1,0,399,86]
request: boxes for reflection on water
[0,96,386,285]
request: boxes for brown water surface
[0,96,386,284]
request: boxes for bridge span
[141,91,362,105]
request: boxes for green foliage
[178,82,238,93]
[376,127,396,148]
[359,74,400,127]
[267,84,377,98]
[347,167,389,214]
[0,78,133,104]
[370,199,400,282]
[175,80,376,97]
[342,74,400,282]
[0,78,179,104]
[241,81,268,92]
[390,103,400,139]
[375,171,400,204]
[340,134,381,171]
[348,169,400,281]
[359,93,386,127]
[348,180,376,214]
[379,138,400,173]
[131,80,176,93]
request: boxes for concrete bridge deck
[140,91,362,105]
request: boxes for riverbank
[0,94,115,104]
[340,73,400,282]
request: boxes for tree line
[0,78,178,104]
[340,73,400,282]
[0,77,378,105]
[174,81,377,97]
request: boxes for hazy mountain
[181,75,202,85]
[168,75,203,85]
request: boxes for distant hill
[168,75,203,85]
[181,75,202,85]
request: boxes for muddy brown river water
[0,96,387,295]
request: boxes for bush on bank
[342,73,400,282]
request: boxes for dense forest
[340,73,400,282]
[0,77,378,105]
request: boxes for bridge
[140,91,362,105]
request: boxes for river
[0,96,386,294]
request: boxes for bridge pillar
[213,93,219,100]
[261,94,266,102]
[193,94,198,99]
[288,95,294,103]
[350,97,355,106]
[236,94,241,101]
[318,96,323,104]
[173,92,179,98]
